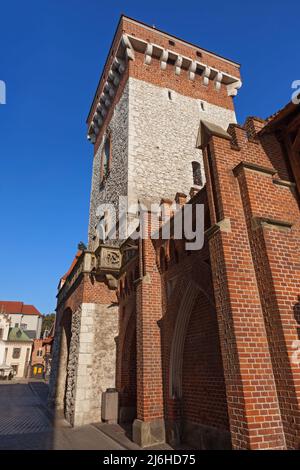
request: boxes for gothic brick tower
[49,15,242,433]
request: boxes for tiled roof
[7,327,32,342]
[260,101,299,134]
[0,301,42,317]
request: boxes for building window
[12,365,18,375]
[4,348,8,363]
[12,348,21,359]
[0,328,3,340]
[14,323,19,328]
[20,323,27,330]
[100,134,111,186]
[37,349,43,357]
[192,161,202,186]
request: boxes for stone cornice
[232,161,277,177]
[87,33,242,144]
[252,216,293,231]
[122,15,240,67]
[127,34,242,95]
[205,218,232,239]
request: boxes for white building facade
[0,312,33,378]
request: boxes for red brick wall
[201,116,300,449]
[135,237,164,422]
[56,272,117,325]
[129,50,235,111]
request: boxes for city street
[0,382,124,450]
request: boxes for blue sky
[0,0,299,314]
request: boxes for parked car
[0,365,14,380]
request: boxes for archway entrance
[169,284,230,449]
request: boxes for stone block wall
[72,302,118,426]
[128,77,236,206]
[88,83,129,248]
[88,76,236,247]
[201,118,300,449]
[65,307,81,424]
[49,271,118,427]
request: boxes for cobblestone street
[0,382,124,450]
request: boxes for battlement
[87,15,241,145]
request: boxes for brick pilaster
[133,216,165,446]
[203,135,286,449]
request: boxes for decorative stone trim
[144,43,153,65]
[160,49,168,70]
[233,161,277,177]
[196,119,232,149]
[227,79,242,97]
[96,245,122,272]
[175,55,183,75]
[273,179,296,189]
[122,34,135,60]
[105,274,118,290]
[188,61,197,81]
[202,66,211,86]
[214,71,223,91]
[251,216,293,232]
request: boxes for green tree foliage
[42,313,56,335]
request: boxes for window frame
[12,348,21,359]
[192,160,202,187]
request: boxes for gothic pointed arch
[169,280,215,399]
